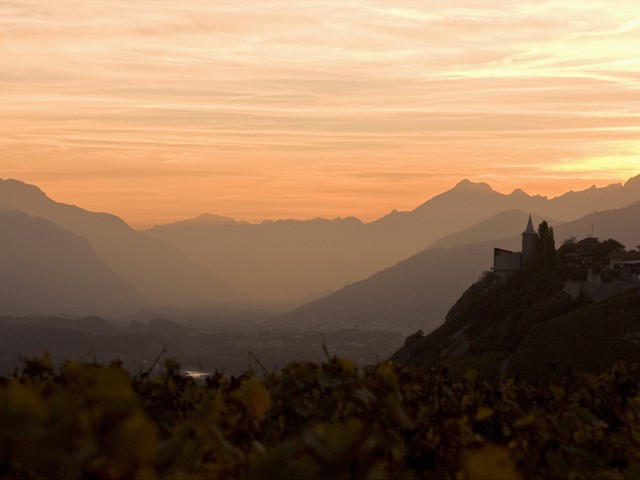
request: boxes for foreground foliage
[2,356,640,479]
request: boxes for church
[493,215,539,275]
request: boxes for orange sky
[1,1,639,228]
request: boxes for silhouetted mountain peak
[1,178,44,193]
[624,174,640,188]
[0,179,242,307]
[409,179,502,214]
[0,178,50,205]
[191,213,238,225]
[0,210,142,315]
[308,216,364,225]
[451,179,494,194]
[509,188,529,198]
[0,178,132,232]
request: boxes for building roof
[523,214,535,234]
[610,251,640,261]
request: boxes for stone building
[493,215,539,275]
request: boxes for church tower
[521,214,538,265]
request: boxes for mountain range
[148,175,640,306]
[2,175,640,328]
[0,210,140,316]
[0,179,240,314]
[277,201,640,335]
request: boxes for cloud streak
[0,1,639,226]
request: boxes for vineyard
[2,355,640,479]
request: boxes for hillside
[278,202,640,339]
[0,210,142,316]
[390,269,575,379]
[506,288,640,381]
[275,241,494,334]
[0,179,241,308]
[391,253,640,382]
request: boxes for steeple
[521,214,538,264]
[524,214,535,234]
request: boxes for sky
[1,1,639,228]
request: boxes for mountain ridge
[2,175,640,318]
[0,178,243,308]
[150,175,640,228]
[0,210,142,316]
[275,201,640,342]
[148,174,640,305]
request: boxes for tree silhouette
[537,221,556,270]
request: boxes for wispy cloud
[0,1,639,226]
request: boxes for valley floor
[0,315,405,376]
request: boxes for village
[494,216,640,302]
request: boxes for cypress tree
[537,221,556,270]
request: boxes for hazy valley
[2,175,640,376]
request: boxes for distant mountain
[148,176,640,305]
[0,179,241,307]
[364,180,546,244]
[399,175,640,225]
[428,210,556,250]
[274,241,493,335]
[551,201,640,250]
[146,216,371,305]
[364,175,640,245]
[178,213,244,226]
[0,210,141,315]
[549,176,640,220]
[275,201,640,337]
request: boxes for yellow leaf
[338,358,356,373]
[4,381,47,422]
[376,362,398,387]
[463,369,478,386]
[464,444,522,480]
[514,414,536,428]
[475,407,494,422]
[242,379,272,418]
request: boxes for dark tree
[537,221,556,270]
[601,238,625,253]
[594,238,626,264]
